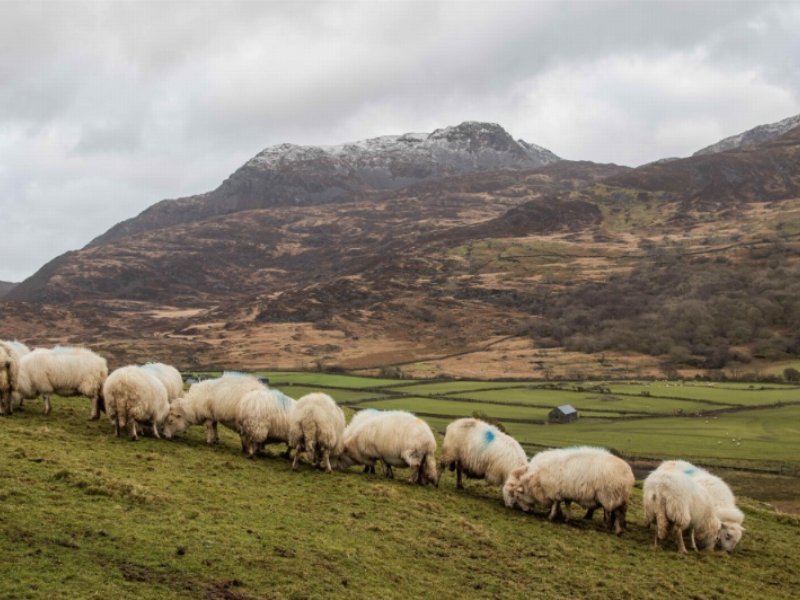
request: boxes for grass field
[2,374,800,599]
[2,398,799,600]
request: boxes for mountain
[694,113,800,155]
[0,281,16,298]
[2,119,799,378]
[89,122,560,247]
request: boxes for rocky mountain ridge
[89,122,560,247]
[694,112,800,156]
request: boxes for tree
[784,367,800,383]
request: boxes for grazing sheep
[162,372,265,445]
[504,447,634,534]
[643,460,722,553]
[340,410,439,486]
[288,393,345,473]
[236,388,296,458]
[140,362,184,402]
[440,418,526,489]
[502,448,578,511]
[0,342,21,415]
[652,460,745,552]
[14,346,108,419]
[346,409,382,473]
[103,366,170,441]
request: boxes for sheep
[140,362,184,402]
[654,460,745,552]
[103,365,170,441]
[502,448,580,512]
[643,460,722,553]
[236,388,296,458]
[346,408,383,473]
[14,346,108,419]
[0,342,21,415]
[162,372,266,446]
[440,418,527,489]
[504,446,634,534]
[0,340,30,412]
[288,393,345,473]
[339,410,439,486]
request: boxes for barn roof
[555,404,577,414]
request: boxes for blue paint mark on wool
[274,390,293,408]
[484,429,496,444]
[683,467,697,476]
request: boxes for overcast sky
[1,0,799,282]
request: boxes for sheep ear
[740,526,746,532]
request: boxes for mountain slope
[0,281,16,298]
[694,112,800,156]
[89,122,560,247]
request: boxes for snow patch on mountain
[694,113,800,156]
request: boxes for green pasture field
[1,396,799,599]
[444,387,714,414]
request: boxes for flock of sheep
[0,342,746,554]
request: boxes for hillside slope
[1,399,797,599]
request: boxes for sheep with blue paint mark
[162,372,266,445]
[643,460,723,553]
[648,460,745,552]
[13,346,108,419]
[140,363,183,402]
[440,418,527,490]
[504,446,634,534]
[339,410,439,485]
[103,365,170,440]
[288,393,346,473]
[236,388,297,458]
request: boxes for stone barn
[548,404,578,424]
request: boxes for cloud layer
[1,0,798,282]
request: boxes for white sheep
[440,418,527,489]
[346,408,383,473]
[0,342,21,415]
[103,365,170,440]
[340,410,439,485]
[288,393,345,473]
[643,460,722,553]
[14,346,108,419]
[162,372,266,446]
[1,340,31,413]
[140,362,184,402]
[655,460,745,552]
[504,446,634,534]
[236,388,296,458]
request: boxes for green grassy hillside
[2,392,799,599]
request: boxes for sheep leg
[675,526,688,554]
[614,504,627,536]
[584,506,596,520]
[240,436,248,454]
[205,420,219,444]
[43,394,52,416]
[380,461,394,479]
[548,502,562,521]
[690,529,698,552]
[456,461,464,490]
[127,420,138,441]
[291,445,302,471]
[282,445,292,459]
[151,422,161,439]
[113,418,120,437]
[322,448,333,473]
[89,396,101,420]
[563,500,572,522]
